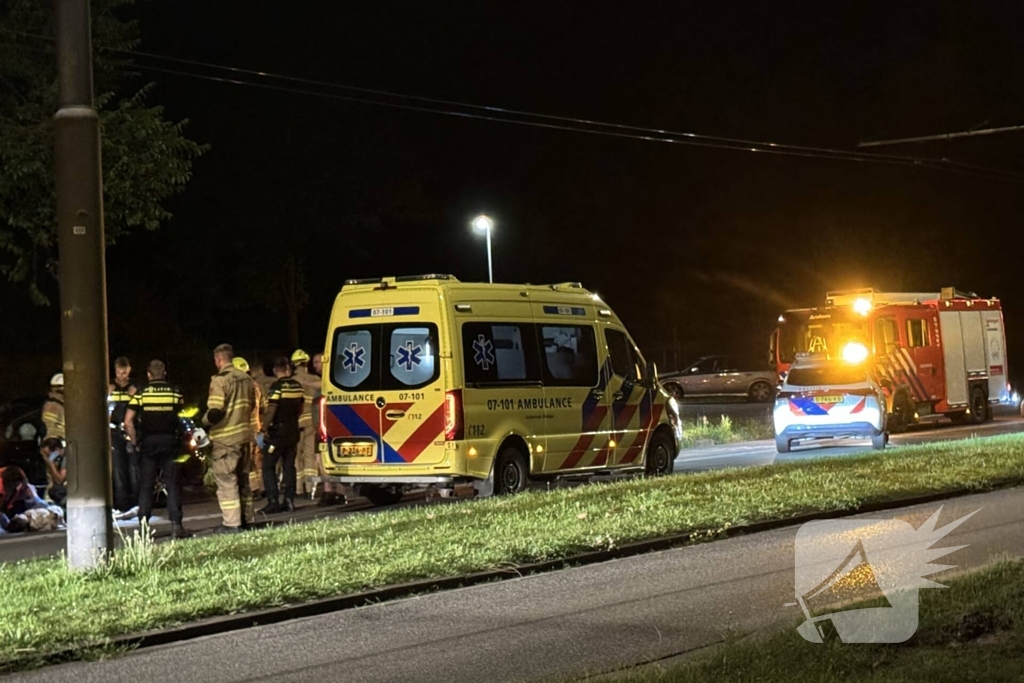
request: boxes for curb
[7,478,1021,669]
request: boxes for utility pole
[54,0,113,569]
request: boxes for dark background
[4,0,1024,397]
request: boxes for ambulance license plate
[338,444,374,458]
[814,395,844,404]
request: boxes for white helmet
[50,373,64,387]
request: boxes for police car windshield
[787,364,867,387]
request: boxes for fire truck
[770,287,1009,431]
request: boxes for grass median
[2,432,1024,669]
[603,559,1024,682]
[679,415,774,448]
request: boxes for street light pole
[485,225,493,284]
[54,0,113,569]
[471,214,494,284]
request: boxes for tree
[0,0,206,304]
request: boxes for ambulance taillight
[317,396,328,443]
[444,390,464,441]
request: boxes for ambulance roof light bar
[344,274,459,287]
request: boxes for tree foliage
[0,0,207,304]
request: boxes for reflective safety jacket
[109,380,139,427]
[205,366,257,446]
[41,391,65,440]
[127,380,184,438]
[292,366,319,429]
[264,376,304,445]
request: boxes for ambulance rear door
[325,296,448,466]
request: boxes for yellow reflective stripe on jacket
[207,367,256,445]
[41,398,66,439]
[212,423,250,440]
[270,388,305,402]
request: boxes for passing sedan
[773,352,888,453]
[659,355,777,402]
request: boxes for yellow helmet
[291,349,310,364]
[232,357,250,372]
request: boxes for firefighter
[259,356,304,514]
[41,373,66,441]
[291,349,323,500]
[203,344,257,533]
[307,350,344,506]
[232,356,264,499]
[109,356,140,514]
[124,360,191,539]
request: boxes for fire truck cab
[771,287,1009,430]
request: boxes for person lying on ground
[0,466,48,533]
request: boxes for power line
[4,26,1024,182]
[859,123,1024,148]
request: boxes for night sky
[8,1,1024,382]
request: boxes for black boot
[172,523,193,539]
[261,500,283,514]
[283,498,295,512]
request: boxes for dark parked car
[0,397,49,489]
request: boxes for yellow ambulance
[317,274,681,505]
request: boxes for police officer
[124,360,191,539]
[41,373,66,442]
[259,356,304,514]
[203,344,257,533]
[109,356,140,514]
[290,349,322,499]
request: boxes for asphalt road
[3,407,1022,563]
[7,486,1021,683]
[676,410,1024,472]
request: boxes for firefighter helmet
[232,357,250,372]
[291,349,310,364]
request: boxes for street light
[471,214,494,283]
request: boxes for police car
[316,274,681,504]
[773,343,888,453]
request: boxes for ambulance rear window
[330,323,440,391]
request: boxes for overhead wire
[3,26,1023,183]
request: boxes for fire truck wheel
[361,484,404,507]
[871,432,887,451]
[775,436,790,454]
[644,430,675,476]
[969,387,989,425]
[494,446,529,495]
